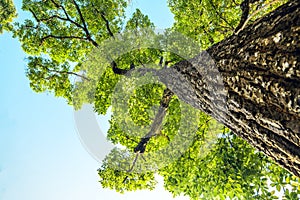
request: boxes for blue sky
[0,0,189,199]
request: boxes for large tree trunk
[157,0,300,176]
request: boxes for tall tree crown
[11,0,300,199]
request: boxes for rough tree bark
[153,0,300,176]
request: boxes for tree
[13,0,300,199]
[0,0,17,34]
[163,0,300,177]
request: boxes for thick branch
[111,60,135,75]
[134,88,174,153]
[235,0,252,33]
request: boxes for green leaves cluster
[13,0,127,103]
[0,0,16,34]
[98,148,157,193]
[26,56,73,102]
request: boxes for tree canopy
[0,0,17,34]
[12,0,300,199]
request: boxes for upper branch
[49,0,83,29]
[208,0,235,30]
[100,12,115,38]
[72,0,99,47]
[92,5,115,38]
[30,0,99,47]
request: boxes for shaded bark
[155,0,300,176]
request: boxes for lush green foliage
[13,0,127,102]
[0,0,16,33]
[14,0,300,199]
[168,0,288,49]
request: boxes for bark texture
[156,0,300,176]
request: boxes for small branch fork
[28,0,99,47]
[28,0,132,75]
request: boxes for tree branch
[235,0,280,35]
[29,8,94,46]
[235,0,258,33]
[37,0,99,47]
[208,0,235,30]
[47,69,90,81]
[159,56,164,67]
[34,60,90,81]
[29,7,81,28]
[127,153,140,173]
[72,0,99,47]
[28,8,40,23]
[122,152,140,184]
[100,11,115,38]
[134,88,174,153]
[66,71,91,81]
[49,0,83,29]
[111,60,135,75]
